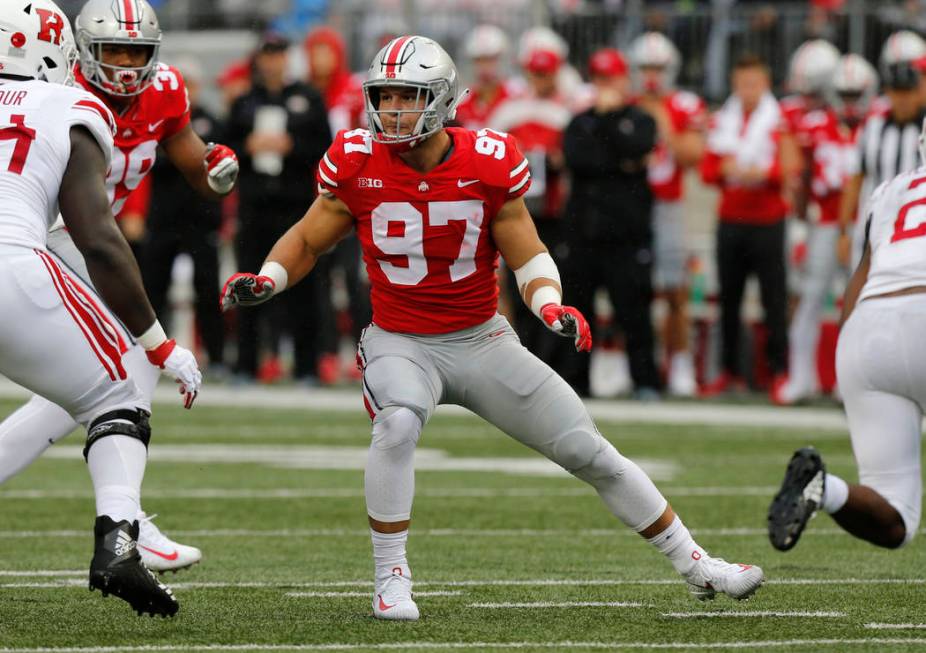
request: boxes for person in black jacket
[561,48,661,398]
[141,59,226,373]
[225,32,332,382]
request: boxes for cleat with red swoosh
[372,570,419,621]
[137,512,202,573]
[685,556,765,601]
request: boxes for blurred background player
[455,24,513,132]
[0,0,202,616]
[0,0,238,573]
[772,39,843,405]
[700,54,800,397]
[839,30,926,270]
[222,34,765,623]
[629,31,706,397]
[769,117,926,552]
[489,29,572,370]
[561,48,661,399]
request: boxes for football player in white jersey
[0,0,202,616]
[768,117,926,552]
[0,0,239,573]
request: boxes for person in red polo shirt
[700,54,800,397]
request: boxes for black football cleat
[89,516,179,617]
[768,447,825,551]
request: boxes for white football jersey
[0,79,114,249]
[861,165,926,301]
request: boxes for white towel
[708,91,782,171]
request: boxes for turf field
[0,391,924,653]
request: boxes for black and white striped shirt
[858,110,926,187]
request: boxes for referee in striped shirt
[838,59,926,266]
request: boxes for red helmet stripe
[384,36,412,72]
[121,0,137,25]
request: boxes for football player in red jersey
[0,0,237,573]
[629,32,707,397]
[222,35,765,621]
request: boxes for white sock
[371,529,410,582]
[647,515,706,576]
[822,473,849,514]
[87,434,146,523]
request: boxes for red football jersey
[454,81,514,131]
[795,107,850,223]
[317,127,531,334]
[644,90,707,202]
[74,63,191,214]
[780,94,807,137]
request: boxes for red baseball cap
[588,48,628,78]
[523,48,561,74]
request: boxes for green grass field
[0,393,924,652]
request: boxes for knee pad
[371,407,422,451]
[83,408,151,461]
[552,429,626,481]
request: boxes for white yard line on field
[0,526,897,539]
[864,623,926,630]
[1,638,926,652]
[285,591,462,598]
[0,486,782,500]
[0,379,850,430]
[0,570,84,577]
[3,577,926,591]
[661,611,846,618]
[467,601,646,608]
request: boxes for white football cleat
[372,570,419,621]
[136,512,202,573]
[685,555,764,601]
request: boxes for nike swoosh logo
[139,545,179,561]
[457,179,479,188]
[148,120,165,133]
[377,594,395,611]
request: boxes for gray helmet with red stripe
[75,0,161,97]
[787,39,840,96]
[363,35,466,148]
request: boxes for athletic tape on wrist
[513,252,562,318]
[259,261,288,294]
[137,320,167,350]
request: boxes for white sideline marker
[468,601,645,609]
[864,623,926,630]
[662,610,846,619]
[2,638,926,651]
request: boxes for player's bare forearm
[670,130,704,168]
[839,174,863,230]
[163,124,223,200]
[840,243,871,329]
[492,197,560,302]
[265,194,354,288]
[59,127,157,336]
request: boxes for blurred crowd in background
[80,0,926,404]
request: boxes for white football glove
[204,142,239,195]
[145,340,202,409]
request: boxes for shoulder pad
[469,128,531,199]
[317,128,373,194]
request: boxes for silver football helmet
[75,0,161,97]
[826,54,878,126]
[363,36,466,149]
[787,39,840,96]
[628,32,681,93]
[0,0,77,85]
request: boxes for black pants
[235,202,319,379]
[716,220,788,378]
[562,242,661,394]
[141,223,224,365]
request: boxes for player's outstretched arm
[162,124,239,199]
[60,127,202,407]
[493,197,592,352]
[221,193,354,311]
